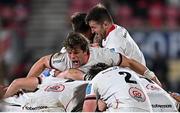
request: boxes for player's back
[140,77,178,112]
[92,66,152,112]
[21,77,88,112]
[58,80,88,112]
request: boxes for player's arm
[3,77,39,98]
[97,99,107,111]
[27,55,52,78]
[83,83,97,112]
[83,97,97,112]
[119,54,162,87]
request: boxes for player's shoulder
[97,66,119,76]
[90,47,119,57]
[50,52,70,71]
[51,52,68,60]
[115,25,127,33]
[90,47,107,54]
[108,25,128,41]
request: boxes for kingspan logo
[22,105,48,110]
[152,104,172,108]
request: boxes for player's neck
[106,24,115,37]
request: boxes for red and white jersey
[50,47,121,73]
[85,66,152,112]
[21,77,88,112]
[140,77,178,112]
[102,24,146,65]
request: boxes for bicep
[26,55,52,77]
[43,54,52,68]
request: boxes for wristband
[144,69,156,79]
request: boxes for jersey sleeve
[60,47,66,53]
[85,83,96,100]
[101,48,122,66]
[50,52,69,71]
[110,27,133,54]
[115,27,128,53]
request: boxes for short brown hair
[63,32,90,53]
[86,3,113,24]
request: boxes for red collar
[106,24,116,37]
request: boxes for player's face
[89,20,106,39]
[67,48,88,68]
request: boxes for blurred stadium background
[0,0,179,92]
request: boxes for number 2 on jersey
[118,71,137,84]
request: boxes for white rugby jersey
[2,92,33,112]
[102,24,146,65]
[140,77,178,112]
[60,47,66,53]
[85,66,152,112]
[21,77,88,112]
[50,47,120,73]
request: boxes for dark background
[0,0,179,92]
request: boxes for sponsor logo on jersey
[53,52,62,58]
[86,83,92,95]
[129,87,146,102]
[22,105,48,110]
[146,84,160,90]
[123,31,127,38]
[53,58,65,64]
[152,104,172,108]
[110,48,115,52]
[44,84,65,92]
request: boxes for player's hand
[97,99,107,111]
[151,76,162,87]
[170,92,180,102]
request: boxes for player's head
[71,12,89,33]
[64,32,90,68]
[84,63,111,80]
[86,3,113,39]
[71,12,95,43]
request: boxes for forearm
[27,63,45,78]
[4,77,39,98]
[4,79,27,98]
[27,55,51,78]
[120,55,162,86]
[4,83,20,98]
[120,55,147,75]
